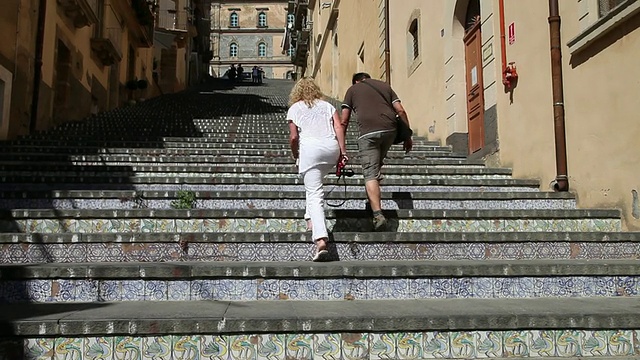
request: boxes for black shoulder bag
[361,81,413,144]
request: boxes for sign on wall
[508,22,516,45]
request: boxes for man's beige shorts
[357,130,396,181]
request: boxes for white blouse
[287,99,340,174]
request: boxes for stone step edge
[2,259,639,280]
[1,231,634,244]
[0,190,573,200]
[0,165,500,174]
[3,297,639,336]
[0,178,539,187]
[0,208,620,219]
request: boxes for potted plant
[126,79,139,105]
[137,79,148,101]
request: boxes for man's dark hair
[352,72,371,85]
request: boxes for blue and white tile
[98,280,121,302]
[51,280,75,303]
[190,280,215,301]
[167,281,190,301]
[75,280,99,302]
[121,280,145,301]
[144,281,167,301]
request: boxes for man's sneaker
[373,214,388,231]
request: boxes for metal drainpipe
[548,0,569,191]
[384,0,391,84]
[30,0,47,134]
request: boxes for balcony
[131,0,155,47]
[157,10,189,32]
[56,0,99,28]
[91,27,123,66]
[291,24,310,66]
[293,0,309,31]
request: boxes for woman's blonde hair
[288,77,324,108]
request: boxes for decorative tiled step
[1,260,639,303]
[0,197,575,210]
[0,209,621,234]
[0,176,535,188]
[0,142,451,152]
[1,231,637,263]
[0,163,507,176]
[4,137,442,146]
[0,147,455,159]
[0,154,480,165]
[0,172,513,183]
[0,190,575,210]
[2,298,640,341]
[0,183,542,193]
[5,328,640,360]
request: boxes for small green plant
[171,190,197,209]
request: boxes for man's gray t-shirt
[341,79,400,138]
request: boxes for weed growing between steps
[171,190,198,209]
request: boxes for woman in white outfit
[287,78,348,261]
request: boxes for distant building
[209,0,295,80]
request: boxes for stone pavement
[0,79,639,359]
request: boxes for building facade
[290,0,640,230]
[0,0,213,141]
[209,0,294,79]
[154,0,213,93]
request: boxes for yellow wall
[381,0,640,229]
[306,0,385,100]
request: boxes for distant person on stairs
[287,77,348,261]
[340,72,413,231]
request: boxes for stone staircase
[0,79,639,359]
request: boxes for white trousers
[302,164,333,242]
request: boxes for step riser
[0,185,538,192]
[1,241,635,263]
[0,218,621,233]
[0,172,512,180]
[0,144,452,151]
[0,199,576,210]
[0,150,458,158]
[1,275,638,303]
[8,331,640,360]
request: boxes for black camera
[336,155,354,177]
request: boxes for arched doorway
[463,0,485,153]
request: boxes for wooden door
[464,21,485,153]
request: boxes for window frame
[258,42,267,57]
[258,12,268,28]
[229,43,238,57]
[568,0,640,54]
[406,9,422,76]
[229,12,239,28]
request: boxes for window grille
[258,42,267,57]
[599,0,627,17]
[230,12,239,27]
[409,19,419,60]
[230,43,238,57]
[258,12,267,27]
